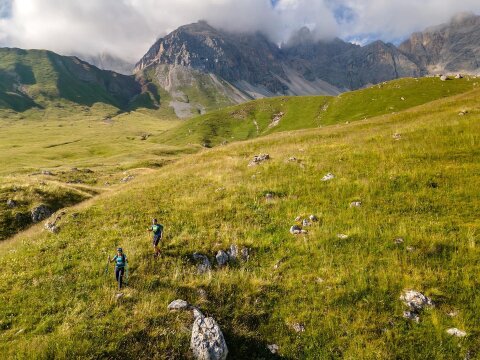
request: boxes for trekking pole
[104,256,110,276]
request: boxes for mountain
[0,48,142,112]
[135,15,480,117]
[399,12,480,74]
[133,22,421,117]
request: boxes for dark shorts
[153,234,162,246]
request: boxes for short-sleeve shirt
[151,224,164,237]
[113,254,127,268]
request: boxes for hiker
[147,218,164,258]
[109,247,128,290]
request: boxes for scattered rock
[288,157,299,162]
[191,314,228,360]
[31,205,52,223]
[83,168,94,173]
[215,250,229,267]
[290,225,302,235]
[295,216,302,222]
[292,323,306,333]
[394,237,404,244]
[403,311,420,323]
[350,201,362,208]
[321,173,335,182]
[193,253,212,274]
[337,234,349,240]
[269,112,284,128]
[168,299,191,311]
[309,215,318,222]
[458,110,468,116]
[241,248,250,261]
[267,344,279,354]
[406,246,415,252]
[302,219,311,227]
[115,293,124,301]
[400,290,433,312]
[6,199,17,208]
[393,133,402,140]
[140,133,150,141]
[446,328,467,337]
[265,193,274,201]
[440,75,448,81]
[121,175,135,183]
[44,210,66,234]
[248,154,270,167]
[401,97,405,101]
[41,170,54,176]
[455,74,463,79]
[316,277,325,283]
[227,244,238,260]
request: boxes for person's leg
[115,267,120,286]
[118,268,124,289]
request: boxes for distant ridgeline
[0,13,479,117]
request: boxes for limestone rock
[193,253,212,273]
[440,75,448,81]
[6,199,17,208]
[215,250,229,267]
[321,173,335,181]
[44,210,66,233]
[248,154,270,167]
[446,328,467,337]
[31,205,52,223]
[191,315,228,360]
[292,323,305,333]
[121,175,135,183]
[350,201,362,208]
[290,225,302,235]
[227,244,238,260]
[241,248,250,261]
[337,234,349,240]
[403,311,420,322]
[268,344,279,354]
[400,290,433,312]
[309,214,319,222]
[168,299,190,311]
[394,237,405,244]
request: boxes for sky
[0,0,479,64]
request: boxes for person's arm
[110,255,116,263]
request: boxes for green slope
[0,88,479,359]
[0,48,144,113]
[160,77,477,147]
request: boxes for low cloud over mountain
[1,0,480,64]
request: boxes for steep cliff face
[399,13,480,73]
[133,15,480,117]
[135,21,288,95]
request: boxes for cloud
[0,0,479,64]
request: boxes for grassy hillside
[0,87,478,359]
[160,77,478,146]
[0,48,144,112]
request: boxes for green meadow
[0,75,479,359]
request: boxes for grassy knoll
[0,107,190,240]
[0,87,478,359]
[160,77,478,147]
